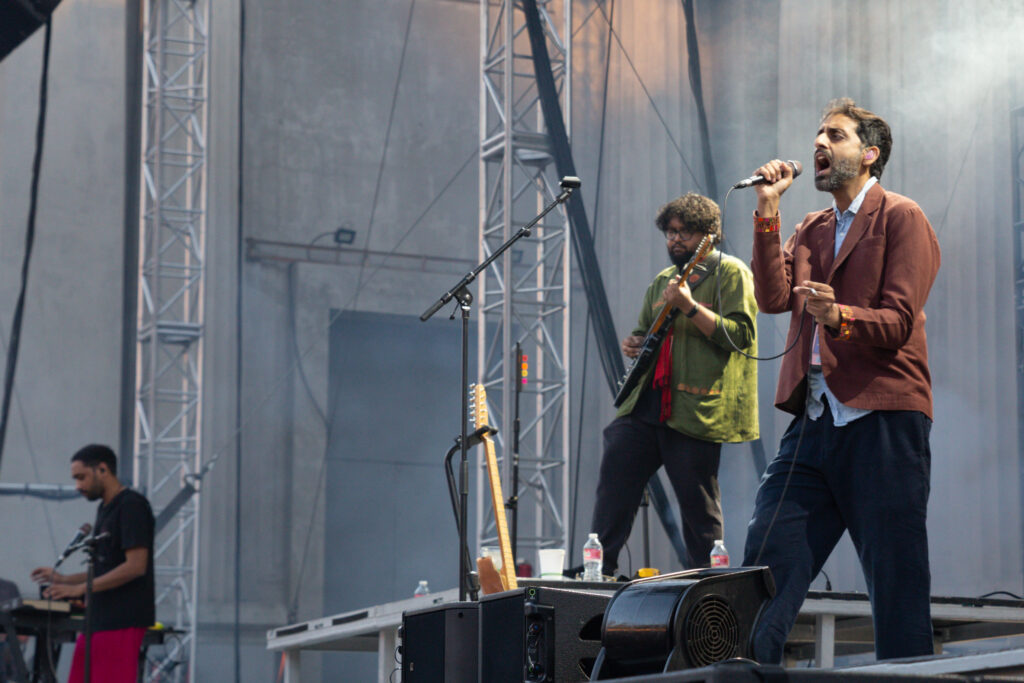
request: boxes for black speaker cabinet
[479,585,612,682]
[592,567,775,679]
[400,601,478,682]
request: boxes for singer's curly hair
[655,193,721,245]
[822,98,892,180]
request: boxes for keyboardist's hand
[43,582,84,600]
[30,566,59,585]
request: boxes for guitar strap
[651,251,720,421]
[681,249,718,293]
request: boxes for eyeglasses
[665,228,699,241]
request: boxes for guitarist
[591,193,759,575]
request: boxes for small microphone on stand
[559,176,581,189]
[54,523,92,569]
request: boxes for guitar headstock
[676,234,714,286]
[469,383,489,430]
[691,234,713,265]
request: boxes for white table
[267,589,460,683]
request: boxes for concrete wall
[0,0,127,584]
[1,1,1023,681]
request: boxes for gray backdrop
[0,0,1022,679]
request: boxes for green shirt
[616,251,759,443]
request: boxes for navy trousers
[591,414,722,574]
[743,404,933,662]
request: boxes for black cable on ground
[0,18,52,476]
[979,590,1024,600]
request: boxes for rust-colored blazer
[752,183,941,418]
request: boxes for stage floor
[266,580,1024,682]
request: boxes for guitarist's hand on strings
[621,335,644,358]
[663,276,695,313]
[663,276,717,338]
[793,280,840,328]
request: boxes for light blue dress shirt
[806,176,877,426]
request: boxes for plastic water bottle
[413,580,430,597]
[582,533,603,581]
[710,539,729,568]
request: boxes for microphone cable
[699,184,818,569]
[709,185,811,362]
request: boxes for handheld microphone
[54,523,92,568]
[733,160,803,189]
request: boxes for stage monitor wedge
[592,567,775,679]
[0,0,63,64]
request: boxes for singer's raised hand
[754,159,794,218]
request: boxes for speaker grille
[683,595,739,667]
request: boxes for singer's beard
[668,246,695,269]
[814,153,860,192]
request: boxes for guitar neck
[482,437,518,591]
[643,250,711,333]
[470,384,518,591]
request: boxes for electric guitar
[469,384,518,591]
[612,234,714,407]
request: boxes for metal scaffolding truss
[477,0,572,564]
[133,0,209,679]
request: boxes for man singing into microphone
[743,99,941,661]
[31,445,155,683]
[590,193,759,576]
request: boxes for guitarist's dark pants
[592,414,722,574]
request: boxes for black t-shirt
[90,488,155,631]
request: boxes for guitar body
[470,384,518,592]
[612,309,680,406]
[612,235,713,407]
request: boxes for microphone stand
[84,544,95,683]
[641,487,651,569]
[508,341,522,561]
[80,532,107,683]
[421,176,579,600]
[55,531,107,683]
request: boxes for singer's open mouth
[814,152,831,177]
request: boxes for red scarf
[652,327,673,422]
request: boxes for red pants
[68,627,145,683]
